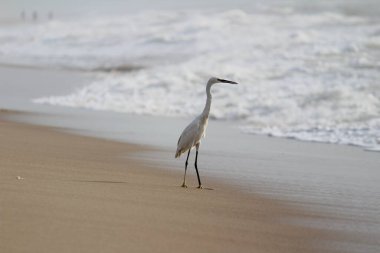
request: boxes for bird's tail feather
[175,149,182,158]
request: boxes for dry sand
[0,114,338,253]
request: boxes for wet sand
[0,114,337,253]
[1,65,379,252]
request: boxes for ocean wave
[1,8,379,150]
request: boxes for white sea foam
[1,7,379,150]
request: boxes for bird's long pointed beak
[217,78,238,84]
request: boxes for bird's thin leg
[182,149,191,188]
[194,145,202,189]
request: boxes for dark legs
[194,145,202,189]
[181,149,191,188]
[181,146,202,189]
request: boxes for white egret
[175,77,238,188]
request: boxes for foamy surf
[1,7,379,151]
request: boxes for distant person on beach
[32,11,38,22]
[48,11,53,21]
[20,10,25,21]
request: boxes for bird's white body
[175,113,208,158]
[175,77,237,188]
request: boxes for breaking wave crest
[1,8,379,150]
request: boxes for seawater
[0,1,379,150]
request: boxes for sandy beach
[1,1,380,251]
[1,64,379,252]
[0,112,342,253]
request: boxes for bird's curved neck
[202,83,213,118]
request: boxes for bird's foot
[181,183,188,188]
[197,185,203,189]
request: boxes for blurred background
[0,0,379,150]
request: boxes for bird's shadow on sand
[180,186,214,191]
[71,180,214,191]
[201,187,214,191]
